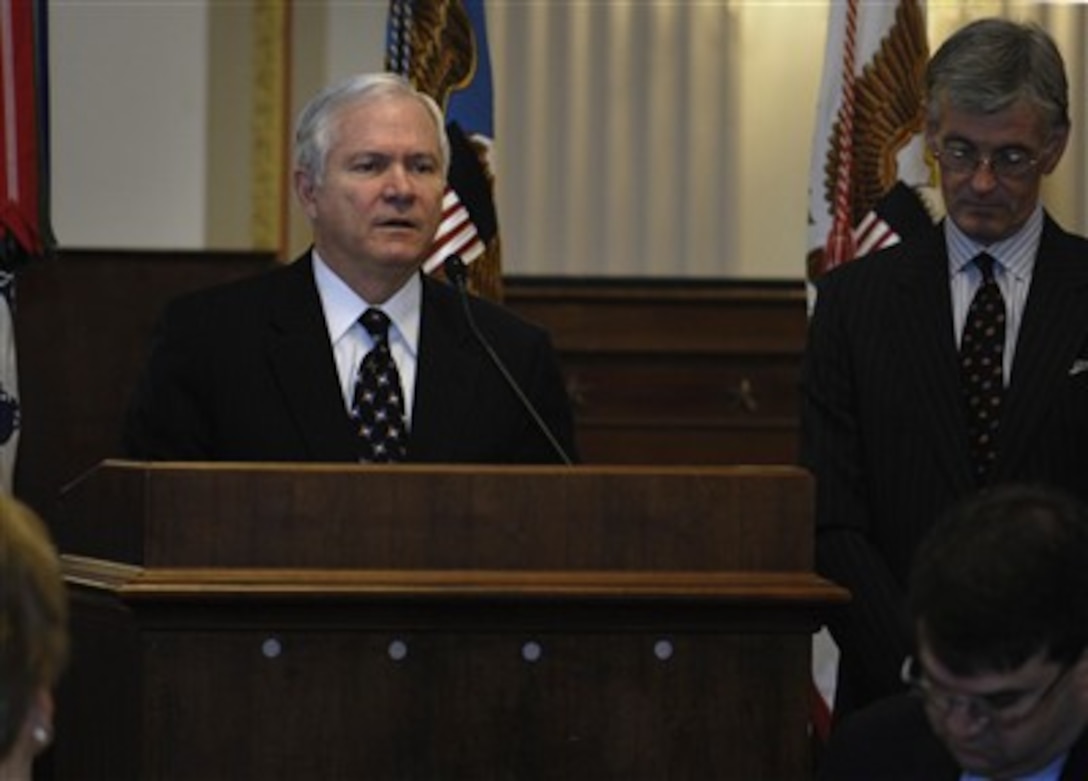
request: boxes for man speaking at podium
[124,72,577,466]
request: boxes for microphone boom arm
[443,256,574,466]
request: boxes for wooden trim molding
[250,1,290,254]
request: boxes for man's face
[295,95,445,285]
[916,645,1088,779]
[927,97,1067,244]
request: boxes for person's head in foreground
[904,483,1088,779]
[0,496,68,780]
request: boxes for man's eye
[352,159,382,173]
[945,145,973,161]
[410,159,438,174]
[997,148,1028,165]
[982,692,1023,712]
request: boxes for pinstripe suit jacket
[124,253,577,464]
[800,214,1088,715]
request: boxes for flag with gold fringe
[386,0,503,301]
[0,0,54,492]
[806,0,934,308]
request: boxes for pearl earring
[31,725,51,746]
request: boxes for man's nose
[968,159,1000,191]
[382,166,413,199]
[937,698,989,739]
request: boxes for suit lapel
[996,217,1088,479]
[265,254,359,461]
[408,275,483,460]
[894,228,976,486]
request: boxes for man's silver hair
[294,72,450,184]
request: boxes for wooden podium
[54,460,845,780]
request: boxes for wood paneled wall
[13,251,808,523]
[508,279,808,465]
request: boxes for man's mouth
[958,196,1004,209]
[949,742,996,770]
[375,218,417,230]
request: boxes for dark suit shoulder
[165,256,308,317]
[816,222,944,293]
[152,258,320,359]
[1040,213,1088,282]
[819,695,957,781]
[810,226,948,342]
[1043,211,1088,249]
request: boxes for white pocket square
[1070,359,1088,376]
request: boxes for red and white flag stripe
[422,187,485,273]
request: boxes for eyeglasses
[901,655,1073,730]
[932,143,1041,180]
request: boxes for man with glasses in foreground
[819,484,1088,780]
[801,17,1088,722]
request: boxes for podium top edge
[95,459,810,479]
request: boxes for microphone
[443,255,573,466]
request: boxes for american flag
[386,0,503,301]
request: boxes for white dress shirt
[311,251,421,426]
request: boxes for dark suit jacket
[124,253,578,464]
[800,215,1088,714]
[818,694,1088,781]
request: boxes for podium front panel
[54,463,843,779]
[58,583,823,780]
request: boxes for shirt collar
[960,749,1066,781]
[311,250,421,359]
[945,205,1043,281]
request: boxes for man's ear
[294,170,320,220]
[1040,125,1070,175]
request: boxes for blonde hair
[0,496,68,758]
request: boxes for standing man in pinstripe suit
[801,18,1088,723]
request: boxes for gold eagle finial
[402,0,476,112]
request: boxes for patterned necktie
[960,253,1005,485]
[351,308,407,462]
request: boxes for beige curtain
[488,2,739,278]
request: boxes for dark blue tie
[960,254,1005,485]
[351,308,407,462]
